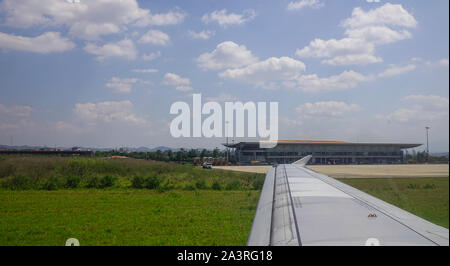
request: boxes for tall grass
[0,156,265,191]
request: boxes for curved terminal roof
[223,140,421,149]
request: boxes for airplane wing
[247,157,449,246]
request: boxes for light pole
[225,121,229,163]
[425,126,430,161]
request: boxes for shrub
[86,176,100,188]
[144,176,161,189]
[423,183,436,189]
[225,181,242,190]
[185,184,196,191]
[3,174,30,190]
[407,183,420,190]
[212,181,222,191]
[65,175,81,189]
[42,176,59,190]
[0,163,16,178]
[99,175,116,188]
[195,180,207,189]
[131,175,145,189]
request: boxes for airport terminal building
[224,140,421,165]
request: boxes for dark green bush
[212,181,222,191]
[423,183,436,189]
[144,176,161,189]
[0,163,16,178]
[42,176,59,190]
[195,180,207,189]
[98,175,116,188]
[86,176,100,188]
[185,184,196,191]
[65,175,81,189]
[131,175,145,189]
[225,181,242,190]
[3,174,30,190]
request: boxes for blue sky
[0,0,448,151]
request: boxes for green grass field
[0,189,260,246]
[339,177,449,228]
[0,156,448,245]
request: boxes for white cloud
[286,0,324,11]
[295,3,417,66]
[74,100,147,125]
[138,30,170,46]
[188,30,215,40]
[378,64,416,78]
[175,86,193,92]
[293,71,372,93]
[0,0,150,40]
[135,10,186,27]
[201,9,256,27]
[132,68,158,73]
[439,58,449,67]
[296,101,361,117]
[0,31,75,53]
[219,57,306,89]
[345,26,412,45]
[382,95,449,124]
[205,93,238,102]
[105,77,139,93]
[197,41,258,70]
[425,58,449,67]
[321,54,383,66]
[0,1,186,40]
[84,38,137,61]
[162,73,190,87]
[296,37,374,59]
[142,51,161,61]
[342,3,418,29]
[0,104,32,118]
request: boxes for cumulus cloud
[296,101,361,117]
[295,3,417,66]
[105,77,139,93]
[341,3,418,29]
[142,51,161,61]
[138,30,170,46]
[205,93,238,102]
[296,38,374,58]
[286,0,324,11]
[0,0,185,40]
[321,54,383,66]
[197,41,258,70]
[74,100,147,125]
[201,9,256,27]
[188,30,215,40]
[135,9,186,27]
[0,105,34,131]
[425,58,449,68]
[84,38,137,61]
[378,64,416,78]
[162,73,192,91]
[293,71,372,92]
[0,31,75,53]
[345,26,412,45]
[219,56,306,89]
[381,95,449,124]
[0,104,32,118]
[132,68,158,73]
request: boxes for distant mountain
[0,145,207,152]
[430,152,449,158]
